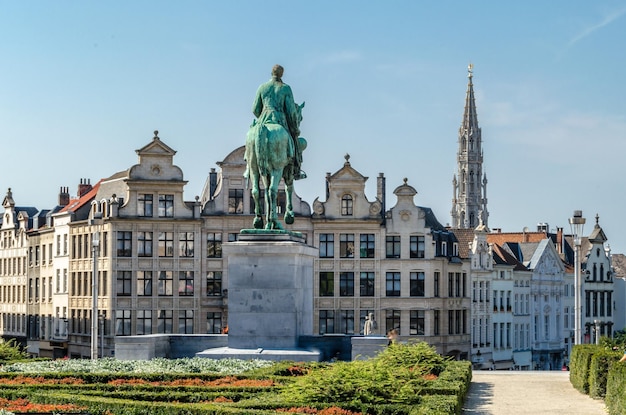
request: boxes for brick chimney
[58,187,70,206]
[78,178,92,197]
[556,227,564,255]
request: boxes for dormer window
[441,241,447,257]
[341,194,353,216]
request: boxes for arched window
[341,194,353,216]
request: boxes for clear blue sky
[1,1,625,252]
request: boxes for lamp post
[91,227,100,360]
[594,320,601,345]
[569,210,585,345]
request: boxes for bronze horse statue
[244,102,306,230]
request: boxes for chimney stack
[58,187,70,206]
[556,227,564,255]
[78,178,92,197]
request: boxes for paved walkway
[462,371,607,414]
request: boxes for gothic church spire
[451,64,489,229]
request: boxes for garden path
[462,371,607,414]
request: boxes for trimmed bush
[569,344,599,394]
[605,361,626,415]
[588,348,621,398]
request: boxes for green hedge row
[569,344,625,415]
[605,361,626,415]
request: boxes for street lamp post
[594,320,601,345]
[569,210,585,345]
[91,227,100,360]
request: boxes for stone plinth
[351,336,388,360]
[197,232,320,361]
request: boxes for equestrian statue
[244,64,307,230]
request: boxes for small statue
[364,312,377,336]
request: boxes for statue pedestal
[197,232,321,361]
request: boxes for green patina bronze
[244,64,307,231]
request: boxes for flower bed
[0,343,471,415]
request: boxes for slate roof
[492,243,527,271]
[419,206,446,232]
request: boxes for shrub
[280,341,465,410]
[0,339,28,363]
[588,348,621,398]
[569,344,598,394]
[605,361,626,415]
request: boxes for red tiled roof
[486,231,547,246]
[58,180,102,213]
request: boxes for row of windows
[25,270,69,304]
[585,291,613,318]
[26,312,69,341]
[0,257,27,276]
[1,285,25,304]
[137,194,175,217]
[28,243,53,266]
[318,309,466,336]
[472,319,532,350]
[318,234,427,259]
[318,271,442,297]
[117,231,195,258]
[0,313,25,333]
[116,231,239,259]
[114,270,223,297]
[70,272,109,297]
[112,310,223,335]
[1,310,224,337]
[71,232,109,259]
[229,189,359,217]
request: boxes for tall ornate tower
[451,64,488,229]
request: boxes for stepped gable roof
[59,181,102,213]
[449,228,475,259]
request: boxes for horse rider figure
[252,64,305,180]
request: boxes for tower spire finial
[452,64,487,229]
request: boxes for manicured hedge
[589,348,621,398]
[0,342,472,415]
[569,344,597,394]
[605,361,626,415]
